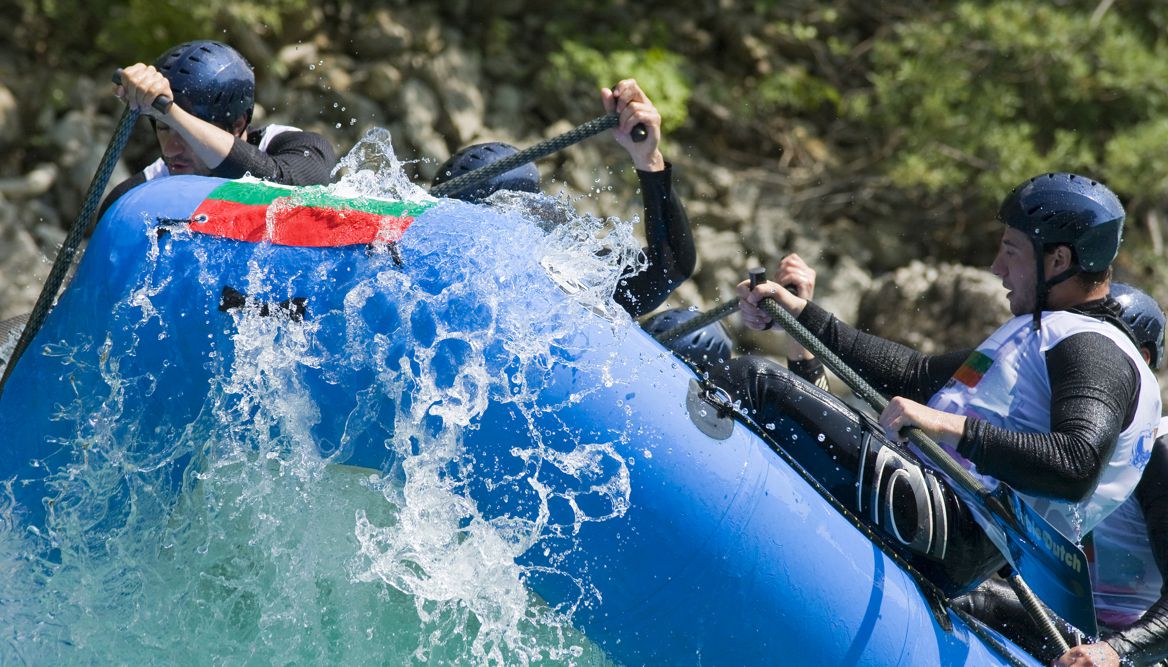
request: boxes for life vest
[927,311,1161,542]
[142,124,301,180]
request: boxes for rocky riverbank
[5,3,1161,400]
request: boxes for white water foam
[0,127,646,665]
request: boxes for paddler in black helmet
[723,172,1161,660]
[432,79,696,318]
[100,40,336,218]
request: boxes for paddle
[746,272,1093,643]
[0,72,171,397]
[430,108,646,199]
[653,301,738,344]
[654,269,791,344]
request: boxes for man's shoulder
[250,124,334,158]
[250,123,304,144]
[1040,310,1135,348]
[979,311,1142,367]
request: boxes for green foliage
[10,0,1168,276]
[12,0,312,70]
[95,0,221,64]
[545,41,691,132]
[856,0,1168,206]
[1105,120,1168,199]
[756,65,842,115]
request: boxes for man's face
[154,123,212,176]
[990,227,1039,316]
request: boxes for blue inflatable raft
[0,175,1039,665]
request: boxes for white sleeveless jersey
[142,124,301,181]
[927,311,1161,542]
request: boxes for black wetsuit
[613,164,695,318]
[712,353,1004,594]
[98,125,337,219]
[709,298,1147,660]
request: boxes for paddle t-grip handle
[749,266,766,289]
[112,69,173,114]
[609,84,648,143]
[747,267,795,333]
[748,266,797,294]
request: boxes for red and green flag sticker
[952,350,994,388]
[190,180,434,247]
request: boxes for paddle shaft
[430,113,645,199]
[654,268,765,345]
[0,106,141,396]
[654,301,738,344]
[1006,571,1072,653]
[754,296,1071,652]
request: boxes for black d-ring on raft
[218,285,309,322]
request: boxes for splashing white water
[0,127,646,665]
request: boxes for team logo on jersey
[1132,430,1154,470]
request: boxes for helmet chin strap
[1030,240,1079,330]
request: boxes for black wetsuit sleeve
[787,357,828,387]
[97,172,148,222]
[957,332,1139,501]
[614,164,695,317]
[210,129,336,185]
[1141,437,1168,596]
[796,300,970,401]
[1105,436,1168,665]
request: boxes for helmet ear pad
[432,142,540,201]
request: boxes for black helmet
[998,172,1125,327]
[1111,282,1165,370]
[998,173,1124,272]
[643,308,734,366]
[154,40,255,129]
[432,142,540,201]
